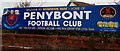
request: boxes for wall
[1,33,120,50]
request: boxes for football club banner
[2,5,120,32]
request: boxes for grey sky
[0,0,70,17]
[0,0,120,17]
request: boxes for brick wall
[1,33,120,50]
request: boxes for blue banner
[2,5,120,32]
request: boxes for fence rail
[1,33,120,50]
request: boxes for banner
[2,5,120,32]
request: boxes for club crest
[3,9,19,29]
[6,14,18,26]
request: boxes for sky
[0,0,120,17]
[76,0,120,5]
[0,0,70,17]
